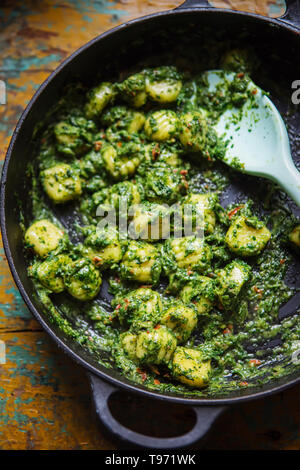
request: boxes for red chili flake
[154,324,161,330]
[223,324,233,335]
[117,142,122,147]
[187,270,193,276]
[223,328,231,335]
[252,89,258,95]
[280,259,286,265]
[149,365,160,375]
[146,330,150,334]
[237,72,245,78]
[239,381,248,387]
[253,286,263,297]
[93,256,102,266]
[154,379,160,385]
[163,372,171,378]
[152,144,160,160]
[137,368,147,382]
[205,150,212,161]
[180,169,188,176]
[249,359,261,367]
[115,304,121,310]
[228,205,243,219]
[94,141,102,151]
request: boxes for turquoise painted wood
[2,0,300,451]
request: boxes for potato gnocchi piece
[144,165,186,204]
[180,276,216,315]
[107,181,142,210]
[145,66,182,103]
[32,254,71,293]
[144,110,178,142]
[120,331,138,361]
[41,163,82,204]
[216,259,251,311]
[102,143,140,180]
[182,193,218,235]
[83,226,122,268]
[289,225,300,249]
[118,73,147,108]
[101,106,145,133]
[135,326,177,365]
[157,147,182,167]
[161,303,197,343]
[225,215,271,256]
[85,82,116,119]
[64,258,102,301]
[79,150,104,179]
[179,111,213,156]
[54,117,95,157]
[115,288,162,331]
[164,236,212,274]
[120,240,162,284]
[171,347,211,389]
[130,203,170,241]
[25,220,66,258]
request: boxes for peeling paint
[1,0,298,452]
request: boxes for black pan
[2,0,300,449]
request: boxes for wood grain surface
[1,0,300,451]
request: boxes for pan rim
[1,6,300,405]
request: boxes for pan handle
[176,0,212,8]
[89,373,226,449]
[177,0,300,31]
[278,0,300,28]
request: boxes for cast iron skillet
[2,0,300,449]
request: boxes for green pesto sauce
[24,57,300,398]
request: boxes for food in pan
[23,51,300,396]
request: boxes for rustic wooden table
[1,0,300,450]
